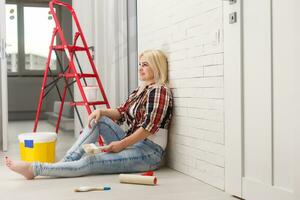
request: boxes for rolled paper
[119,174,157,185]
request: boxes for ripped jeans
[32,116,164,177]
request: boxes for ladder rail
[34,0,110,146]
[51,0,110,109]
[55,66,71,133]
[49,1,92,115]
[53,50,84,129]
[72,18,111,110]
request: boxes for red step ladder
[33,0,110,145]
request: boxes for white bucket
[83,86,98,102]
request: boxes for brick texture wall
[138,0,225,189]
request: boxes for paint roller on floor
[119,171,157,185]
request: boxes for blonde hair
[139,50,168,84]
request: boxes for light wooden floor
[0,121,237,200]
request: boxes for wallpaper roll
[119,174,157,185]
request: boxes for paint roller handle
[141,171,154,176]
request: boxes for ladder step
[58,73,96,79]
[52,45,87,52]
[70,101,107,106]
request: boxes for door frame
[0,0,8,151]
[294,1,300,199]
[224,0,243,198]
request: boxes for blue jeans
[32,116,165,177]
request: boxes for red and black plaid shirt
[117,83,173,136]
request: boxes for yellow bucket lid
[18,132,57,143]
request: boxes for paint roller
[119,173,157,185]
[82,143,109,154]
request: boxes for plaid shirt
[117,83,173,136]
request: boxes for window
[24,6,56,71]
[6,2,59,76]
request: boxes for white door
[242,0,296,199]
[225,0,299,199]
[0,0,8,151]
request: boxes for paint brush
[74,186,111,192]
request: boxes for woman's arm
[100,109,122,121]
[88,108,121,126]
[105,127,151,153]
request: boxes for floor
[0,121,237,200]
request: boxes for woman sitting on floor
[5,49,173,179]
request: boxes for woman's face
[139,56,155,83]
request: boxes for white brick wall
[138,0,224,189]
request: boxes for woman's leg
[32,139,164,178]
[61,116,126,162]
[5,157,34,180]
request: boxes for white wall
[138,0,225,189]
[72,0,130,136]
[94,0,129,108]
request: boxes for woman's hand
[105,141,126,153]
[88,109,101,126]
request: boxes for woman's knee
[97,116,125,141]
[95,116,115,138]
[97,116,118,131]
[98,116,113,125]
